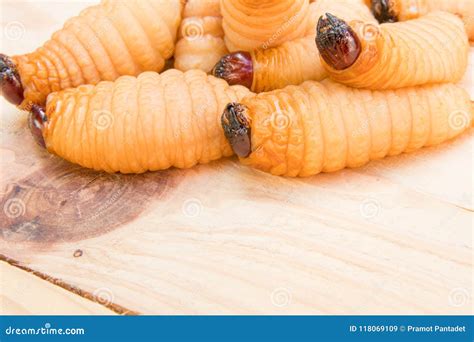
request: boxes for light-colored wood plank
[0,147,472,314]
[353,130,473,211]
[0,261,116,315]
[0,1,472,315]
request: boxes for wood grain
[0,261,115,315]
[0,1,472,315]
[0,128,472,314]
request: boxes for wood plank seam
[0,253,139,315]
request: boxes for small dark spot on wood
[73,249,83,258]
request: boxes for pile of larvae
[1,0,473,177]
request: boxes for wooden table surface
[0,1,473,315]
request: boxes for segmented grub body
[418,0,474,39]
[373,0,474,39]
[43,70,251,174]
[235,80,472,177]
[321,12,469,90]
[225,0,376,92]
[221,0,310,51]
[11,0,182,107]
[175,0,229,73]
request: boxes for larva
[367,0,427,22]
[316,11,469,90]
[370,0,474,40]
[213,0,376,92]
[222,80,473,177]
[30,70,251,174]
[175,0,229,73]
[221,0,311,52]
[1,0,183,109]
[305,0,377,36]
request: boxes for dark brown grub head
[316,13,362,70]
[221,102,251,158]
[28,104,47,148]
[0,54,24,106]
[212,51,254,89]
[371,0,399,23]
